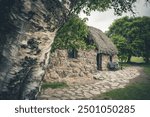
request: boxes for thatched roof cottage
[88,26,118,70]
[45,26,118,82]
[89,26,118,55]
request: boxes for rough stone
[83,92,93,98]
[50,71,60,80]
[93,74,105,80]
[111,83,119,87]
[89,90,100,95]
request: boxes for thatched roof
[88,26,118,55]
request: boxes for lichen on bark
[0,0,69,99]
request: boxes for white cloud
[79,0,150,32]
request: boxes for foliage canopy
[107,16,150,63]
[51,16,93,52]
[69,0,138,15]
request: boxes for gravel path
[38,66,142,100]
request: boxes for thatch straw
[88,26,118,55]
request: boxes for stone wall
[45,50,118,82]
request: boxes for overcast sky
[79,0,150,32]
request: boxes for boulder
[93,74,105,80]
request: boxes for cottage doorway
[97,53,102,70]
[68,49,78,58]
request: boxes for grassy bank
[94,63,150,100]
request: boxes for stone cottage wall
[45,50,97,82]
[44,50,118,82]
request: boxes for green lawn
[131,57,145,63]
[94,64,150,100]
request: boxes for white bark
[0,0,68,99]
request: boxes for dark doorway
[97,53,102,70]
[110,55,113,62]
[68,49,78,58]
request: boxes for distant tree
[137,17,150,63]
[107,16,150,63]
[111,35,128,62]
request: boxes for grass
[94,63,150,100]
[143,64,150,76]
[96,83,150,100]
[41,82,68,89]
[131,57,145,63]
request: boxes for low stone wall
[44,50,118,82]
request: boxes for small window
[110,55,113,62]
[68,49,78,58]
[86,35,94,45]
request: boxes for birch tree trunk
[0,0,68,99]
